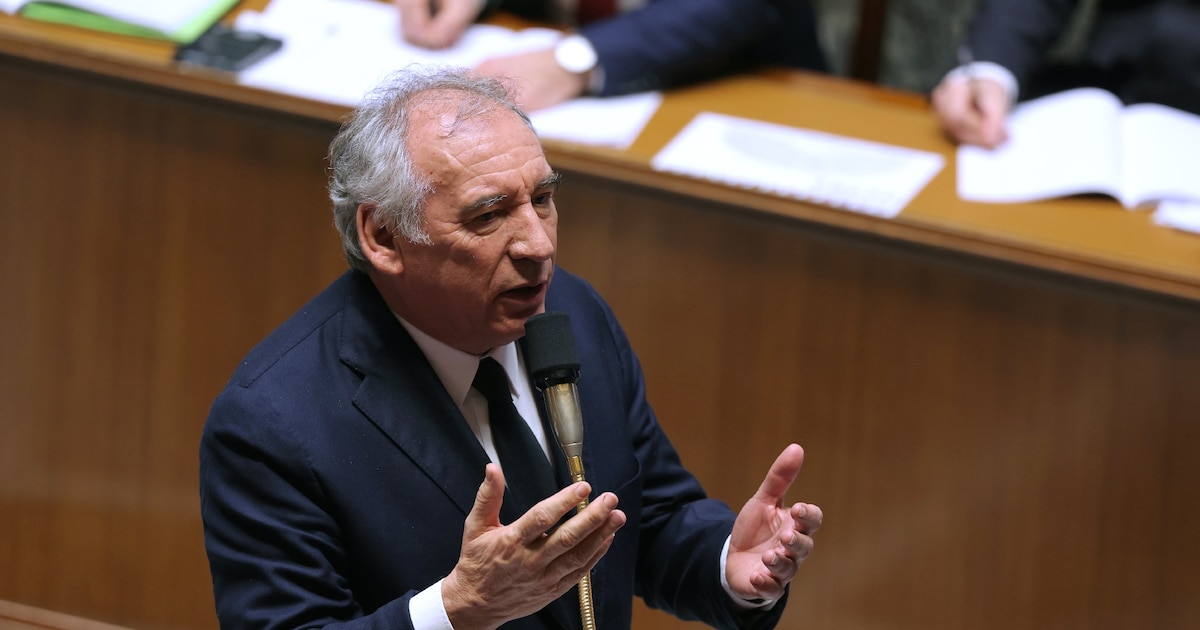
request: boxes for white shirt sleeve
[409,579,456,630]
[719,535,776,610]
[944,61,1021,104]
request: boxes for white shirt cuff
[409,579,456,630]
[414,539,772,625]
[945,61,1020,104]
[719,536,776,610]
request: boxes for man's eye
[474,210,499,223]
[533,193,553,205]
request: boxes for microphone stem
[566,454,596,630]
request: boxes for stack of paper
[651,112,945,218]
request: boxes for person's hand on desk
[394,0,485,49]
[932,75,1011,149]
[474,47,591,111]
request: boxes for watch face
[555,35,598,74]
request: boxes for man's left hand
[726,443,822,602]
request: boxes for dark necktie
[473,357,557,512]
[576,0,617,24]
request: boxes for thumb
[754,443,805,506]
[463,463,506,540]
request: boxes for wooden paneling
[552,174,1200,630]
[2,24,1200,630]
[0,58,345,628]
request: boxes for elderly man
[199,66,821,630]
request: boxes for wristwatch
[553,34,598,75]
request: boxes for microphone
[521,312,585,484]
[521,312,596,630]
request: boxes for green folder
[19,0,241,45]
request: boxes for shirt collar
[395,316,524,407]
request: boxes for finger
[397,0,437,46]
[753,444,805,506]
[542,492,624,558]
[546,497,625,586]
[462,463,506,538]
[774,530,814,565]
[974,84,1010,148]
[933,80,985,145]
[554,517,621,592]
[512,482,593,544]
[424,4,476,48]
[748,569,787,601]
[792,502,823,536]
[762,547,800,584]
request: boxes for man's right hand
[394,0,486,49]
[931,76,1011,149]
[442,464,627,630]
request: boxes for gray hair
[327,66,533,272]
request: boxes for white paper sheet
[958,88,1200,210]
[233,0,660,149]
[650,112,945,218]
[1153,200,1200,236]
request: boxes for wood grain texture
[0,57,344,628]
[2,29,1199,630]
[551,174,1200,630]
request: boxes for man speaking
[199,66,822,630]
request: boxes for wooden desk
[1,6,1198,630]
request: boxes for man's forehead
[408,90,520,136]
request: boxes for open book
[1,0,239,44]
[957,88,1200,210]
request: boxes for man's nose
[509,207,555,261]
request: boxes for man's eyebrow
[464,171,562,213]
[539,171,563,190]
[465,193,507,213]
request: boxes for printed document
[650,112,945,218]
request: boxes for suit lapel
[337,273,538,526]
[337,273,489,517]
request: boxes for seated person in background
[392,0,826,111]
[199,65,824,629]
[932,0,1200,148]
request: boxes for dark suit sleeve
[578,0,790,96]
[199,386,418,630]
[965,0,1079,88]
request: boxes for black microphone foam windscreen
[522,312,581,379]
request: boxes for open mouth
[503,283,544,300]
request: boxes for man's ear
[357,203,403,275]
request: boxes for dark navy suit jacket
[200,268,786,629]
[497,0,826,96]
[965,0,1200,112]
